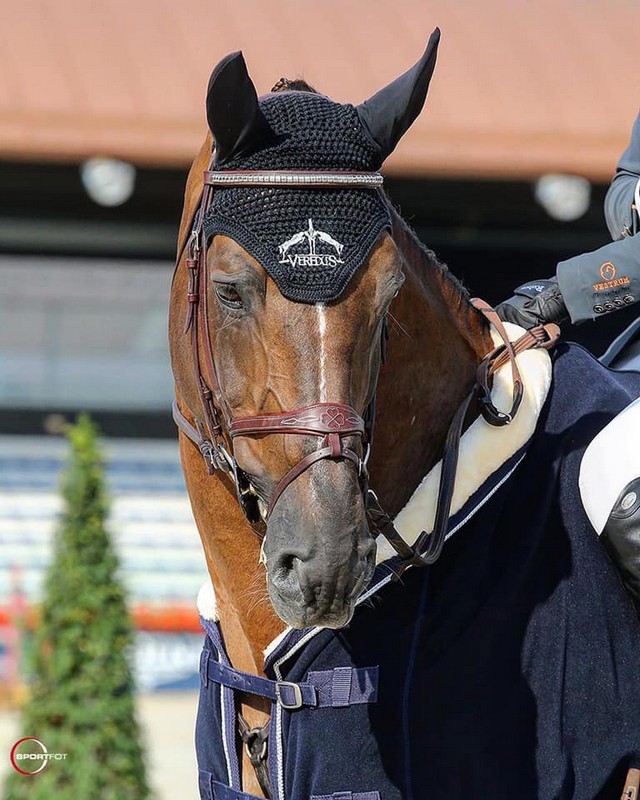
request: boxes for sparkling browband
[204,170,384,188]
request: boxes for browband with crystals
[204,170,384,188]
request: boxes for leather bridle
[172,158,561,569]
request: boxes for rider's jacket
[558,110,640,325]
[552,112,640,615]
[557,233,640,324]
[501,113,640,611]
[196,344,640,800]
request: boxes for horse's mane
[390,207,488,332]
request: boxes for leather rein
[172,161,560,573]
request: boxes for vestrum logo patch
[599,262,616,282]
[278,219,345,268]
[593,261,630,293]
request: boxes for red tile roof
[1,0,638,179]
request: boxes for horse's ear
[206,51,272,164]
[356,28,441,166]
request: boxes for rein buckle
[476,384,513,427]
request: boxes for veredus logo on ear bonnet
[278,219,344,269]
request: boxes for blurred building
[0,1,638,685]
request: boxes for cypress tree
[4,415,150,800]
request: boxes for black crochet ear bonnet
[203,92,390,304]
[202,29,441,304]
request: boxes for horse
[169,32,640,800]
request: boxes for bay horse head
[170,30,490,634]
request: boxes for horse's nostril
[277,553,300,577]
[277,553,291,573]
[272,553,306,601]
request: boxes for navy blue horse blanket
[195,343,640,800]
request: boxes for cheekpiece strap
[204,169,384,188]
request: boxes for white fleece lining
[579,396,640,534]
[197,322,553,647]
[376,322,552,562]
[197,579,219,622]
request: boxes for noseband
[229,403,368,518]
[172,159,560,568]
[173,166,384,525]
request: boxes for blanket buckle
[275,681,304,709]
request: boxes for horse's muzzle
[264,510,376,629]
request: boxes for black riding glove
[495,278,569,329]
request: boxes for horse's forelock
[270,77,319,94]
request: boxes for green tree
[4,415,150,800]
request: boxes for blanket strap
[201,651,379,710]
[368,310,560,576]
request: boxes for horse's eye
[214,283,244,309]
